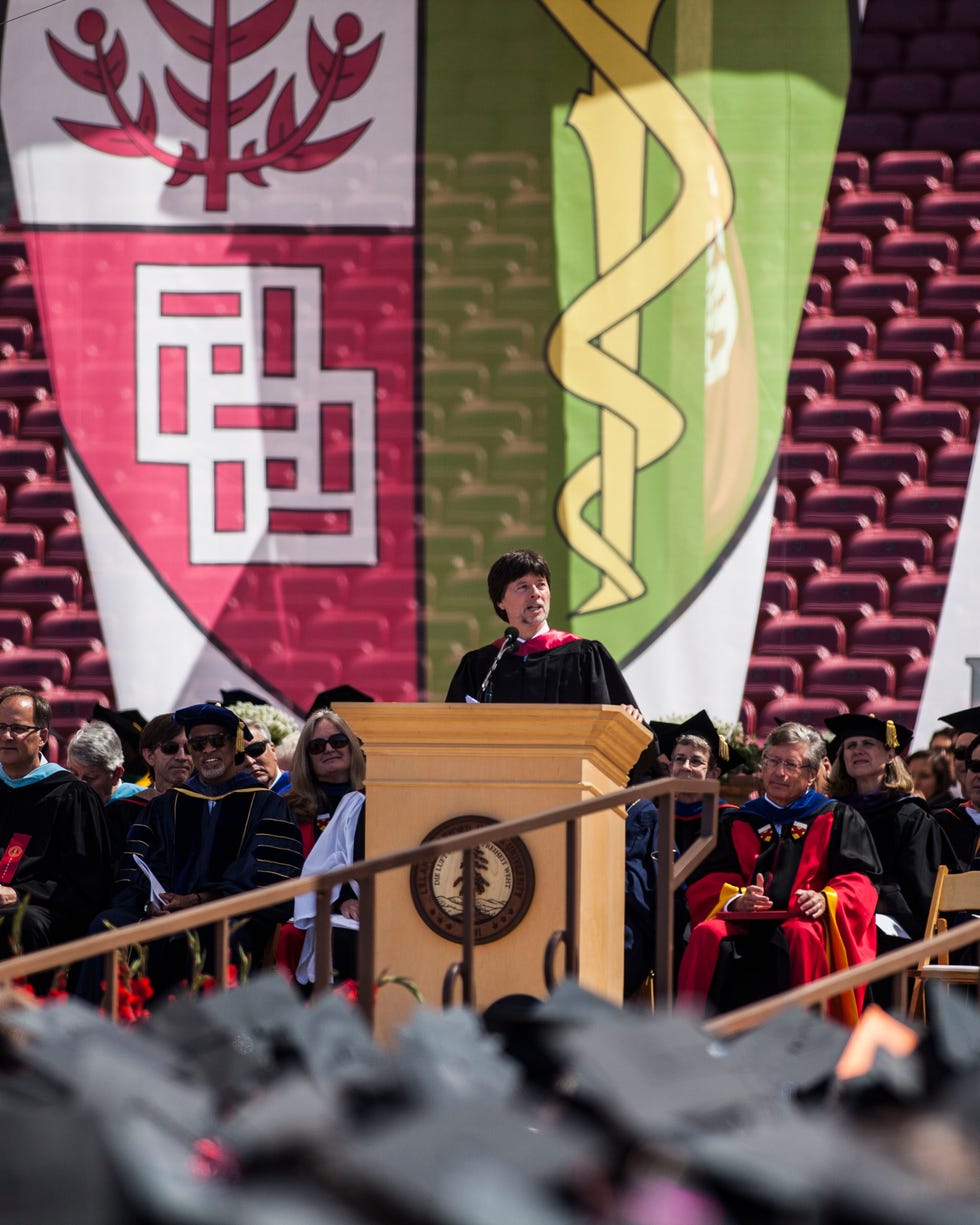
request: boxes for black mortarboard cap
[722,1005,851,1098]
[219,688,267,707]
[939,705,980,735]
[306,685,375,718]
[649,710,745,774]
[825,712,913,752]
[90,704,146,749]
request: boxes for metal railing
[0,775,720,1022]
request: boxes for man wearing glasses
[74,702,303,1003]
[0,685,111,960]
[677,722,881,1023]
[242,720,290,794]
[934,708,980,870]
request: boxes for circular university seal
[410,815,535,944]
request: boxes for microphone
[478,626,520,702]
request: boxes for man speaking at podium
[446,549,642,720]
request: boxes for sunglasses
[307,733,349,755]
[188,733,230,752]
[967,759,980,773]
[243,739,271,758]
[954,747,978,760]
[156,740,187,755]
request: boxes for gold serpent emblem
[538,0,736,614]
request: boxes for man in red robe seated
[677,722,881,1025]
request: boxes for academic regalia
[75,772,303,1001]
[678,792,881,1023]
[0,762,111,955]
[844,791,948,942]
[933,799,980,872]
[445,630,637,706]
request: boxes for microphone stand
[479,627,519,702]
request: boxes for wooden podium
[333,702,651,1041]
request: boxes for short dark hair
[0,685,51,731]
[140,714,183,755]
[487,550,551,623]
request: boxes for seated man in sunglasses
[73,702,303,1004]
[242,720,290,794]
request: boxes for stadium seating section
[1,0,978,734]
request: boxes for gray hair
[764,722,827,771]
[246,720,272,741]
[68,721,124,773]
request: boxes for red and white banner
[2,1,420,716]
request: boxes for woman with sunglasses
[280,708,366,985]
[824,714,949,988]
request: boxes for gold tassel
[718,736,730,763]
[886,720,898,750]
[235,722,245,754]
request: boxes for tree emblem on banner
[47,0,381,210]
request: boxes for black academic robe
[845,791,947,941]
[0,768,111,954]
[446,631,637,706]
[933,800,980,872]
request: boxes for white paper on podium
[132,854,167,907]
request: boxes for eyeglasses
[0,723,41,737]
[761,754,811,774]
[156,740,187,755]
[243,739,271,758]
[188,733,230,752]
[966,759,980,773]
[671,754,709,769]
[307,733,349,755]
[954,746,977,761]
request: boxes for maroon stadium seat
[800,570,890,621]
[874,232,958,285]
[739,699,758,738]
[867,74,946,115]
[935,528,960,570]
[0,317,34,356]
[957,151,980,191]
[0,401,20,435]
[805,275,833,315]
[833,153,871,192]
[767,526,843,577]
[0,564,82,612]
[787,359,836,400]
[926,358,980,404]
[897,657,931,701]
[906,31,980,71]
[17,400,63,443]
[930,441,976,483]
[920,275,980,324]
[849,614,937,663]
[793,398,881,447]
[0,646,71,689]
[0,359,52,405]
[761,570,798,613]
[843,526,934,576]
[950,71,980,111]
[882,400,970,450]
[878,317,963,366]
[760,696,848,735]
[852,33,903,73]
[888,484,964,531]
[917,193,980,240]
[837,358,922,405]
[756,613,847,661]
[0,609,32,647]
[812,233,873,284]
[0,438,56,479]
[947,0,980,29]
[838,115,909,158]
[834,274,918,322]
[871,150,954,196]
[33,608,104,658]
[43,687,111,743]
[856,698,923,725]
[840,440,928,491]
[795,316,876,367]
[911,113,980,155]
[746,655,805,698]
[7,479,76,528]
[72,648,113,691]
[773,487,796,526]
[0,522,44,562]
[829,193,914,239]
[808,655,897,700]
[864,0,943,32]
[891,572,949,618]
[777,442,838,495]
[798,482,888,532]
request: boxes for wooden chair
[908,865,980,1018]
